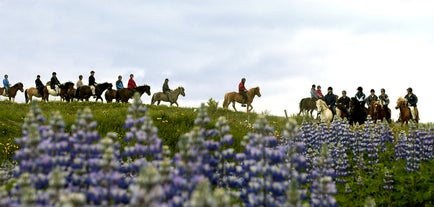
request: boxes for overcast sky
[1,0,433,122]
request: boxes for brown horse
[395,97,419,126]
[0,82,24,102]
[151,86,185,106]
[105,89,117,102]
[76,82,112,102]
[369,100,391,123]
[116,85,151,103]
[43,81,74,102]
[298,97,317,117]
[25,87,43,103]
[223,87,261,112]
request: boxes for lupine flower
[238,115,288,207]
[121,93,163,177]
[309,145,337,207]
[383,167,394,191]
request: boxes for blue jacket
[3,78,9,88]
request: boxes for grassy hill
[0,98,289,162]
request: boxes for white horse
[316,99,333,126]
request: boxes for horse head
[60,82,74,89]
[253,87,261,97]
[395,97,407,109]
[14,82,24,92]
[178,86,185,96]
[137,85,151,96]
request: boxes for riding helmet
[52,72,56,75]
[357,86,363,91]
[370,89,375,93]
[407,87,413,92]
[328,86,333,91]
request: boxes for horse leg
[231,101,237,112]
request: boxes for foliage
[0,98,433,206]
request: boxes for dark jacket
[405,94,418,107]
[35,78,44,89]
[50,76,60,89]
[324,92,336,107]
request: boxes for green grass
[0,99,289,162]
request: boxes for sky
[1,0,434,122]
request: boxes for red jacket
[238,82,246,93]
[128,78,137,88]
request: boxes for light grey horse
[151,86,185,106]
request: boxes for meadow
[0,96,433,206]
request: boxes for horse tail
[223,93,229,109]
[25,89,28,103]
[151,93,155,104]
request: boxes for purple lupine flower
[382,167,394,191]
[238,115,289,207]
[309,145,337,207]
[120,93,163,177]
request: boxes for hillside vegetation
[0,98,288,161]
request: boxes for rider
[238,78,248,107]
[3,74,9,96]
[405,87,418,120]
[162,78,172,103]
[116,75,124,89]
[76,75,84,88]
[355,86,366,107]
[128,74,137,89]
[310,84,319,100]
[365,89,378,110]
[337,90,351,116]
[89,71,96,97]
[378,88,390,118]
[315,85,324,99]
[324,86,336,115]
[35,75,44,96]
[50,72,61,94]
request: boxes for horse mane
[13,82,23,87]
[397,96,406,102]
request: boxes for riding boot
[241,99,246,107]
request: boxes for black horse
[116,85,151,103]
[349,97,368,125]
[76,82,113,102]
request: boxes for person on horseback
[128,74,137,89]
[405,87,418,120]
[310,84,318,100]
[76,75,84,88]
[324,86,336,115]
[3,74,10,96]
[315,85,324,99]
[365,89,378,110]
[337,90,351,116]
[116,75,124,89]
[238,78,248,107]
[162,78,172,103]
[379,88,390,118]
[35,75,44,96]
[50,72,60,94]
[355,86,366,107]
[89,71,96,97]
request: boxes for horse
[395,97,419,126]
[25,87,43,103]
[369,100,391,123]
[0,82,24,102]
[76,82,112,102]
[151,86,186,106]
[222,87,261,112]
[316,99,333,126]
[43,81,74,102]
[104,89,117,103]
[116,85,151,103]
[349,97,368,126]
[298,97,317,117]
